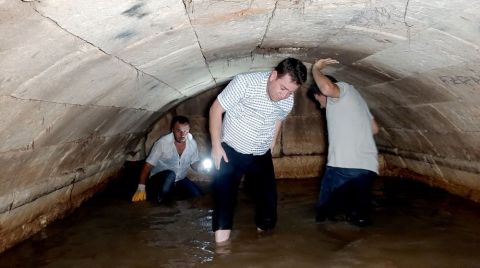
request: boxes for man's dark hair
[307,83,321,101]
[171,115,190,129]
[274,58,307,85]
[307,75,338,101]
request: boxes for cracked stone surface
[1,0,479,252]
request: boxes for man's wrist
[212,142,222,149]
[137,184,145,191]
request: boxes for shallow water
[1,177,480,268]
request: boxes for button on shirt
[146,133,199,182]
[218,71,294,155]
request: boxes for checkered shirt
[217,71,294,155]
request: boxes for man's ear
[269,70,278,81]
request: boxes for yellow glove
[131,184,146,202]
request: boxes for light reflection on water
[1,177,480,268]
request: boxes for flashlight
[201,158,213,171]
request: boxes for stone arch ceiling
[1,0,479,252]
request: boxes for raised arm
[312,58,340,98]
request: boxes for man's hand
[131,184,146,202]
[315,93,327,108]
[313,58,339,70]
[211,145,228,170]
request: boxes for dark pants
[212,143,277,232]
[316,166,376,221]
[146,170,203,203]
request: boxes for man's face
[267,71,300,102]
[172,122,190,143]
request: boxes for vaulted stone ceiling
[1,0,479,252]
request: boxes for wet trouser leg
[245,151,277,230]
[316,166,376,223]
[316,167,347,220]
[347,169,376,220]
[146,170,176,203]
[175,177,204,198]
[212,143,249,231]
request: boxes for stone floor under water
[1,172,480,268]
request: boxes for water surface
[1,177,480,268]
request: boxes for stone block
[264,3,358,48]
[36,0,190,54]
[189,0,276,60]
[420,131,480,161]
[70,163,122,205]
[11,51,137,106]
[33,106,154,148]
[0,135,137,202]
[0,146,64,197]
[209,55,294,83]
[273,155,326,179]
[361,83,401,109]
[283,115,326,155]
[0,162,121,252]
[378,128,438,156]
[175,87,221,117]
[0,1,89,97]
[144,46,214,95]
[382,153,407,170]
[0,185,72,253]
[357,27,479,78]
[432,102,480,132]
[0,96,157,153]
[375,105,459,134]
[363,74,456,109]
[0,96,70,152]
[290,81,322,116]
[382,155,480,203]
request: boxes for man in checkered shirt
[209,58,307,243]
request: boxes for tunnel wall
[362,68,480,203]
[2,0,480,254]
[0,0,186,252]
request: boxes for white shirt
[326,82,378,173]
[146,133,199,181]
[218,71,293,155]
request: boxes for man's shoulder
[156,132,173,144]
[336,81,357,96]
[277,93,295,108]
[236,71,270,82]
[336,81,351,88]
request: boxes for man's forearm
[138,163,153,185]
[209,99,224,148]
[312,59,340,98]
[270,120,282,151]
[312,67,330,94]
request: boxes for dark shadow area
[101,161,213,202]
